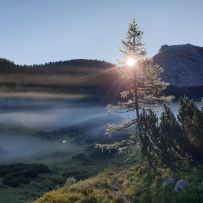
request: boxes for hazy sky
[0,0,203,65]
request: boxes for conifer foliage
[97,19,173,162]
[177,97,203,163]
[97,19,203,168]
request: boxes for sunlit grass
[34,162,203,203]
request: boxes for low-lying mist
[0,99,121,163]
[0,99,107,130]
[0,99,198,164]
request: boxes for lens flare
[126,57,136,67]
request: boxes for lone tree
[97,19,174,163]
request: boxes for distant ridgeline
[0,45,203,100]
[0,58,114,72]
[0,58,119,102]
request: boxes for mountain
[0,58,114,73]
[0,44,203,100]
[153,44,203,87]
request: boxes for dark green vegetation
[0,163,50,187]
[138,96,203,169]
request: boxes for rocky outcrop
[153,44,203,87]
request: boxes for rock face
[153,44,203,87]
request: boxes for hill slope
[0,59,119,101]
[34,163,203,203]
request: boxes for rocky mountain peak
[158,44,203,56]
[153,44,203,87]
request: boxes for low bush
[3,174,30,187]
[138,96,203,169]
[0,163,50,187]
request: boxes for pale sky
[0,0,203,65]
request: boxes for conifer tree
[97,19,174,160]
[158,105,188,168]
[178,96,203,163]
[138,109,160,167]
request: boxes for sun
[126,57,136,68]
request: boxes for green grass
[34,162,203,203]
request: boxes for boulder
[174,179,189,192]
[65,177,77,186]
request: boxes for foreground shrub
[138,97,203,169]
[178,96,203,163]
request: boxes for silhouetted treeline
[0,58,16,73]
[0,58,114,73]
